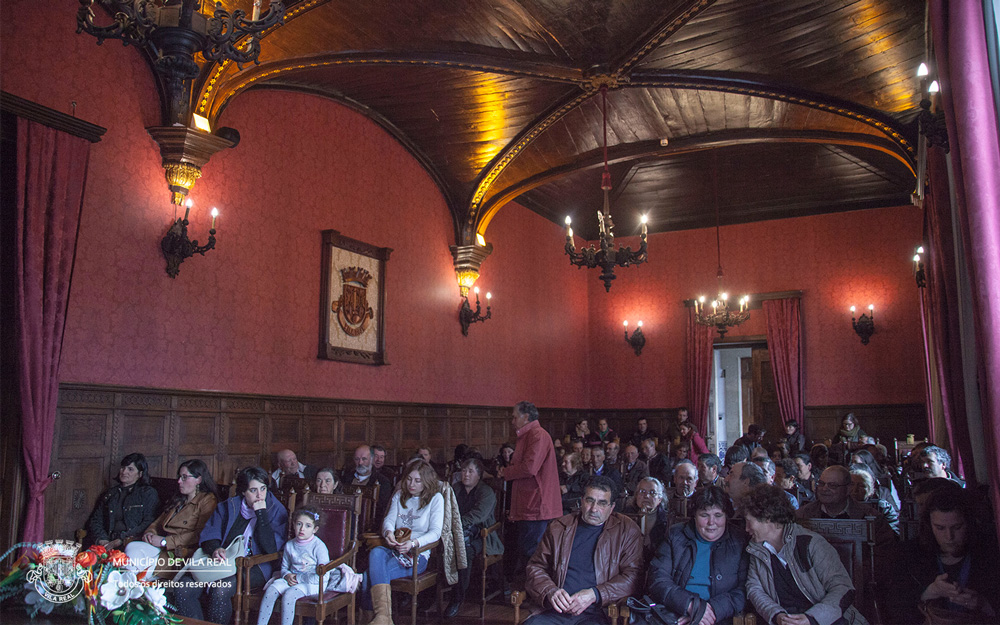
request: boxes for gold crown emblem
[340,266,372,287]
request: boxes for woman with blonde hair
[360,458,444,625]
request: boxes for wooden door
[751,347,782,442]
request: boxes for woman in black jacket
[85,452,160,548]
[647,486,749,625]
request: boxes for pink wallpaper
[3,0,922,411]
[585,206,926,408]
[2,0,591,407]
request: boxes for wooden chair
[477,480,507,618]
[894,438,926,466]
[345,480,381,537]
[390,539,444,625]
[234,492,361,625]
[799,516,881,624]
[274,475,310,510]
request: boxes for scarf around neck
[239,499,258,553]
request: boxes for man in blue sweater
[524,476,643,624]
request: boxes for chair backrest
[150,476,179,514]
[300,492,361,560]
[346,480,381,535]
[798,516,878,622]
[483,477,508,523]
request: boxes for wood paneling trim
[0,91,106,143]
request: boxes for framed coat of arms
[318,230,392,365]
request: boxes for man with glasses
[524,476,643,624]
[796,465,895,546]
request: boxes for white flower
[99,570,142,610]
[143,585,167,613]
[24,583,55,615]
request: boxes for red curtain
[685,307,715,435]
[921,146,971,479]
[931,0,1000,494]
[15,118,91,543]
[763,298,803,431]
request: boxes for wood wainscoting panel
[803,404,927,447]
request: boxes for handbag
[626,596,680,625]
[174,535,245,584]
[391,528,413,568]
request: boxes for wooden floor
[1,600,519,625]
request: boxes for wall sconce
[459,286,492,335]
[913,246,926,288]
[161,200,218,278]
[850,305,875,345]
[624,320,645,355]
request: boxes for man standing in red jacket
[499,400,562,588]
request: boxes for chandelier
[693,155,749,337]
[563,84,648,292]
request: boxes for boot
[370,584,394,625]
[444,566,469,618]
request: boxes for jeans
[359,546,428,609]
[513,520,550,589]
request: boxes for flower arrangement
[0,541,179,625]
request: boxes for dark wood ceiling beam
[612,0,716,75]
[200,50,585,120]
[627,70,917,159]
[475,128,914,235]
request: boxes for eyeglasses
[636,489,659,497]
[178,473,196,481]
[816,480,850,489]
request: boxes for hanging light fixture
[563,84,648,292]
[693,153,750,337]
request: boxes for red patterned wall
[1,0,591,407]
[586,206,926,408]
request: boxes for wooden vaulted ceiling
[194,0,925,243]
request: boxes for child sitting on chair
[255,505,330,625]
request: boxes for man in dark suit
[270,449,318,489]
[341,444,393,521]
[590,446,623,493]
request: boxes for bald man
[342,444,393,521]
[271,449,318,489]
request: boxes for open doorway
[708,341,779,457]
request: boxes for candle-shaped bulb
[486,292,492,300]
[917,246,924,254]
[698,296,706,303]
[640,214,648,224]
[913,254,921,262]
[868,304,874,311]
[850,306,857,313]
[210,207,219,229]
[184,198,192,221]
[917,62,929,77]
[623,320,628,327]
[565,216,572,225]
[637,320,643,327]
[721,292,729,301]
[929,80,940,93]
[473,286,480,295]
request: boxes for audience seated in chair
[125,459,218,579]
[918,445,965,487]
[560,453,587,514]
[848,464,899,536]
[697,453,722,488]
[724,461,767,517]
[85,452,160,549]
[744,484,870,625]
[796,466,896,548]
[359,458,444,625]
[622,477,669,562]
[271,449,319,490]
[174,466,288,625]
[887,487,999,624]
[343,444,393,524]
[589,447,622,494]
[314,467,340,495]
[621,445,649,496]
[647,486,749,625]
[521,476,643,625]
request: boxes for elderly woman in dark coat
[647,486,749,625]
[85,452,160,548]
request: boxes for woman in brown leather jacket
[124,459,218,578]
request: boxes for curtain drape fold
[15,117,91,543]
[763,298,803,432]
[685,308,715,436]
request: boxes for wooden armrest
[316,541,358,576]
[412,539,439,556]
[480,521,501,539]
[236,551,281,569]
[511,590,524,607]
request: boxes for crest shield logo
[332,266,374,337]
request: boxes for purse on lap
[174,535,245,584]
